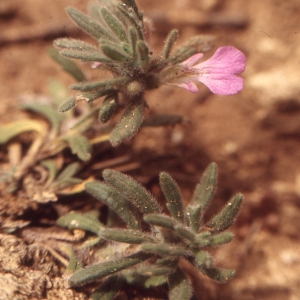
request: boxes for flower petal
[175,81,199,93]
[194,46,246,75]
[197,73,244,95]
[181,53,204,68]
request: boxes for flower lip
[161,46,246,95]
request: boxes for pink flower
[161,46,246,95]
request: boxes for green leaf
[100,7,128,43]
[195,251,213,269]
[58,96,77,112]
[161,29,179,59]
[63,135,92,161]
[210,232,234,246]
[56,212,104,235]
[0,119,45,144]
[59,49,110,62]
[66,248,82,274]
[69,251,151,286]
[200,266,235,283]
[21,102,62,134]
[100,228,155,244]
[144,275,167,288]
[66,7,116,41]
[99,95,118,123]
[56,162,79,181]
[207,194,243,234]
[51,178,82,191]
[100,40,132,61]
[109,97,145,146]
[48,47,86,82]
[170,35,215,64]
[71,77,128,92]
[136,40,150,71]
[159,172,185,223]
[90,275,121,300]
[168,268,192,300]
[103,169,160,214]
[188,162,218,232]
[40,159,58,186]
[141,243,186,257]
[85,181,140,229]
[143,214,180,230]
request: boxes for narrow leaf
[200,266,235,283]
[159,172,184,223]
[40,159,58,186]
[103,169,160,214]
[143,214,179,230]
[56,162,79,181]
[170,35,215,64]
[66,7,115,41]
[161,29,179,59]
[195,251,213,269]
[51,178,82,191]
[100,228,155,244]
[99,94,117,123]
[109,97,145,146]
[63,135,92,161]
[101,7,128,42]
[141,243,186,257]
[90,275,121,300]
[21,103,62,134]
[188,162,218,232]
[100,40,132,61]
[59,49,110,62]
[207,194,243,234]
[168,268,192,300]
[136,40,150,71]
[71,77,128,92]
[69,251,150,286]
[85,181,140,229]
[144,275,167,288]
[48,47,86,82]
[210,232,234,246]
[56,212,104,235]
[0,119,44,144]
[58,96,77,112]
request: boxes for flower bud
[126,80,144,96]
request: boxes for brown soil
[1,0,300,299]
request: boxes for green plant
[53,0,218,147]
[57,163,243,299]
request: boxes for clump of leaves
[54,0,214,146]
[57,163,243,299]
[0,79,99,197]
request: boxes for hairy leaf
[159,172,185,223]
[103,169,160,214]
[69,251,150,286]
[100,228,155,244]
[48,47,86,82]
[168,268,192,300]
[85,181,140,229]
[109,97,145,146]
[57,212,104,235]
[207,194,243,234]
[63,135,92,161]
